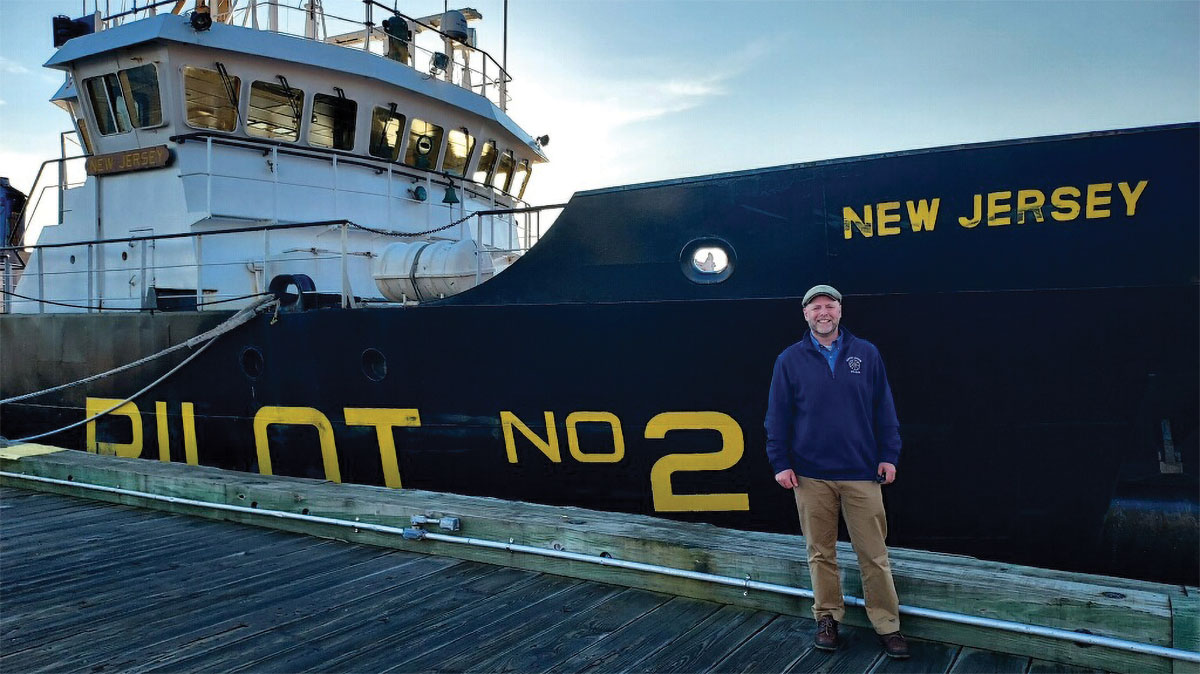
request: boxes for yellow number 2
[646,412,749,512]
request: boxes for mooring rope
[0,297,278,446]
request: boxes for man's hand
[775,468,799,489]
[877,462,897,485]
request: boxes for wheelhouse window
[84,74,132,135]
[67,100,94,154]
[512,160,532,199]
[492,150,515,192]
[368,106,405,160]
[473,140,497,183]
[247,80,304,141]
[118,64,162,127]
[309,93,356,150]
[183,66,240,132]
[442,128,475,177]
[403,119,444,170]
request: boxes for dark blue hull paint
[2,123,1197,584]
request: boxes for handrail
[11,155,90,233]
[0,204,565,253]
[168,132,527,203]
[102,0,179,23]
[363,0,511,88]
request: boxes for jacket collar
[801,327,856,353]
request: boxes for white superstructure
[5,1,554,313]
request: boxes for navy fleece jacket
[764,328,901,481]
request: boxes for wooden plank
[547,596,721,673]
[0,524,311,620]
[391,581,624,672]
[81,553,458,673]
[1028,659,1104,673]
[464,587,671,673]
[630,604,775,673]
[787,622,885,673]
[319,573,586,672]
[1173,588,1200,674]
[0,517,241,592]
[36,544,407,672]
[0,535,346,660]
[872,640,958,673]
[702,613,811,673]
[0,449,1183,673]
[144,563,531,673]
[948,647,1032,673]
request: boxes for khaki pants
[793,477,901,634]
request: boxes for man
[764,284,909,659]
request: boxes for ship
[1,0,1196,586]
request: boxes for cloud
[512,37,777,205]
[0,99,6,106]
[0,57,31,75]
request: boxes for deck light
[408,186,428,201]
[190,0,212,31]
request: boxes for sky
[1,0,1198,221]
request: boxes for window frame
[116,63,166,130]
[441,127,476,178]
[83,73,132,136]
[308,92,357,151]
[368,105,407,161]
[402,118,446,170]
[246,79,305,142]
[473,139,498,185]
[182,65,242,133]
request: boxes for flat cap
[803,284,842,306]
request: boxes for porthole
[69,255,76,264]
[362,348,387,382]
[121,251,128,261]
[240,347,265,379]
[680,237,736,284]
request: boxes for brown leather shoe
[879,631,910,659]
[814,615,839,651]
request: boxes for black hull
[3,124,1197,584]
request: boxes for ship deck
[2,485,1105,674]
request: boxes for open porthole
[680,238,736,284]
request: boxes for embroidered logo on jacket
[846,356,862,374]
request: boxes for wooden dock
[1,446,1197,673]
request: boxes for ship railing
[0,206,563,315]
[465,203,563,287]
[90,0,512,111]
[173,131,523,234]
[12,147,90,247]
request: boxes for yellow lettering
[1017,190,1045,224]
[876,201,901,236]
[500,411,560,463]
[253,406,340,482]
[986,191,1012,227]
[1086,183,1113,219]
[564,411,624,463]
[1051,186,1081,221]
[344,408,421,489]
[155,401,170,462]
[182,402,198,466]
[958,194,983,228]
[906,199,939,232]
[842,205,873,239]
[646,412,749,512]
[1118,180,1148,216]
[85,397,143,458]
